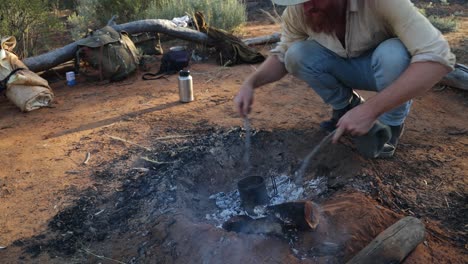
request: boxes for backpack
[142,46,190,80]
[76,26,139,82]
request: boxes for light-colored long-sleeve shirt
[271,0,456,70]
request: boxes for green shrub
[69,0,245,43]
[0,0,63,57]
[428,15,458,33]
[419,6,458,33]
[69,0,153,39]
[144,0,247,31]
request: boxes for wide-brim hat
[271,0,309,6]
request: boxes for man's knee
[284,41,328,74]
[371,38,410,79]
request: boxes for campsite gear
[295,130,336,185]
[178,70,193,102]
[193,12,265,66]
[378,123,405,158]
[130,32,163,55]
[5,69,54,112]
[320,91,365,132]
[142,46,190,80]
[0,68,24,92]
[238,176,269,212]
[0,36,54,112]
[66,71,76,86]
[354,121,392,158]
[76,26,139,82]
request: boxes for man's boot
[378,123,405,158]
[320,91,365,132]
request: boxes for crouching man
[234,0,455,158]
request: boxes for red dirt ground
[0,14,467,264]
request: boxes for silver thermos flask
[178,70,194,103]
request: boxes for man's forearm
[364,61,451,119]
[244,55,288,88]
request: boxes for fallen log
[23,19,212,73]
[346,216,425,264]
[21,21,468,93]
[439,63,468,91]
[243,32,281,46]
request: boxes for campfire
[206,174,325,237]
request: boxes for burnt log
[346,216,425,264]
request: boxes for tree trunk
[23,19,212,73]
[243,33,280,46]
[439,63,468,91]
[20,19,468,92]
[346,216,425,264]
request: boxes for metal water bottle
[178,70,194,103]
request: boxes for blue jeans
[284,38,411,126]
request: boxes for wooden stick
[294,130,336,185]
[152,135,193,140]
[108,135,152,151]
[140,156,174,164]
[82,248,126,264]
[346,216,425,264]
[83,152,91,164]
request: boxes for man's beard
[305,1,345,34]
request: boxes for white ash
[206,175,327,227]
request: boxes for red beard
[304,0,345,34]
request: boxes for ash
[206,175,327,227]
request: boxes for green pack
[76,26,139,82]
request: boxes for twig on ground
[65,170,81,175]
[447,128,467,135]
[141,156,174,164]
[131,167,150,172]
[152,135,193,140]
[107,135,152,151]
[82,248,126,264]
[83,152,91,165]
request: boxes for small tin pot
[237,176,269,211]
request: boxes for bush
[0,0,63,57]
[69,0,153,40]
[428,15,458,33]
[144,0,247,31]
[419,6,458,33]
[69,0,246,43]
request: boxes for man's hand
[332,104,377,143]
[233,55,288,117]
[332,62,451,143]
[234,84,254,117]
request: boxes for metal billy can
[178,70,193,102]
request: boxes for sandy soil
[0,12,467,264]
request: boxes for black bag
[142,47,190,80]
